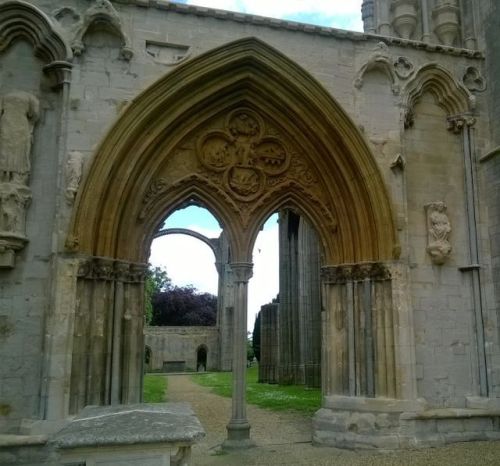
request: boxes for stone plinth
[51,403,205,466]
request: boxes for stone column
[68,257,148,414]
[362,0,376,33]
[377,0,392,35]
[258,303,279,384]
[278,210,300,384]
[298,217,322,388]
[217,232,234,372]
[420,0,431,42]
[449,115,489,397]
[224,262,254,448]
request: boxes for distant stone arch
[196,345,208,372]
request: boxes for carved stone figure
[0,91,40,184]
[66,151,85,204]
[0,183,31,236]
[425,202,452,265]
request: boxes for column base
[223,421,255,449]
[313,396,500,450]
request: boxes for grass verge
[192,366,321,415]
[143,374,168,403]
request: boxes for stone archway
[67,37,400,447]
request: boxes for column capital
[447,113,476,134]
[230,262,253,283]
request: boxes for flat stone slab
[51,402,205,449]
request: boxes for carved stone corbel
[447,114,476,134]
[425,202,452,265]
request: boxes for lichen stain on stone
[0,316,14,338]
[0,404,12,416]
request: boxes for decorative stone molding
[403,63,474,129]
[425,202,451,265]
[446,114,476,134]
[77,257,148,283]
[65,151,84,204]
[463,66,486,93]
[230,262,253,283]
[391,0,418,40]
[196,108,291,202]
[354,42,400,94]
[432,1,460,46]
[146,41,191,66]
[0,1,73,88]
[390,153,405,171]
[0,91,40,268]
[394,56,414,79]
[71,0,133,60]
[321,262,392,284]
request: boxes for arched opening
[196,345,208,372]
[144,346,152,372]
[68,37,397,446]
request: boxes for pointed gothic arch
[0,0,72,86]
[70,37,397,265]
[403,63,474,128]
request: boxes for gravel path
[166,374,500,465]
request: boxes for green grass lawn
[143,374,168,402]
[192,366,321,415]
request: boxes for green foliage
[143,374,168,402]
[192,366,321,415]
[145,266,171,325]
[247,332,255,362]
[252,312,261,362]
[151,286,217,326]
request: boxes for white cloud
[185,0,363,30]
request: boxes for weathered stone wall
[0,0,498,447]
[0,39,64,432]
[144,326,219,372]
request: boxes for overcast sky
[177,0,364,31]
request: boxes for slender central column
[224,262,254,449]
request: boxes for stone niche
[0,91,40,268]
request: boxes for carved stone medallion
[196,108,290,202]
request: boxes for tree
[151,285,217,326]
[252,311,261,362]
[145,266,171,324]
[247,331,255,364]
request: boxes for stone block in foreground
[51,402,205,466]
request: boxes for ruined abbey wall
[0,0,499,453]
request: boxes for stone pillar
[449,115,489,397]
[314,261,421,449]
[258,303,279,384]
[298,217,322,388]
[69,257,147,414]
[362,0,376,33]
[278,210,300,384]
[377,0,392,35]
[224,262,254,448]
[217,232,234,372]
[40,257,79,424]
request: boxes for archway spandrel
[70,37,397,265]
